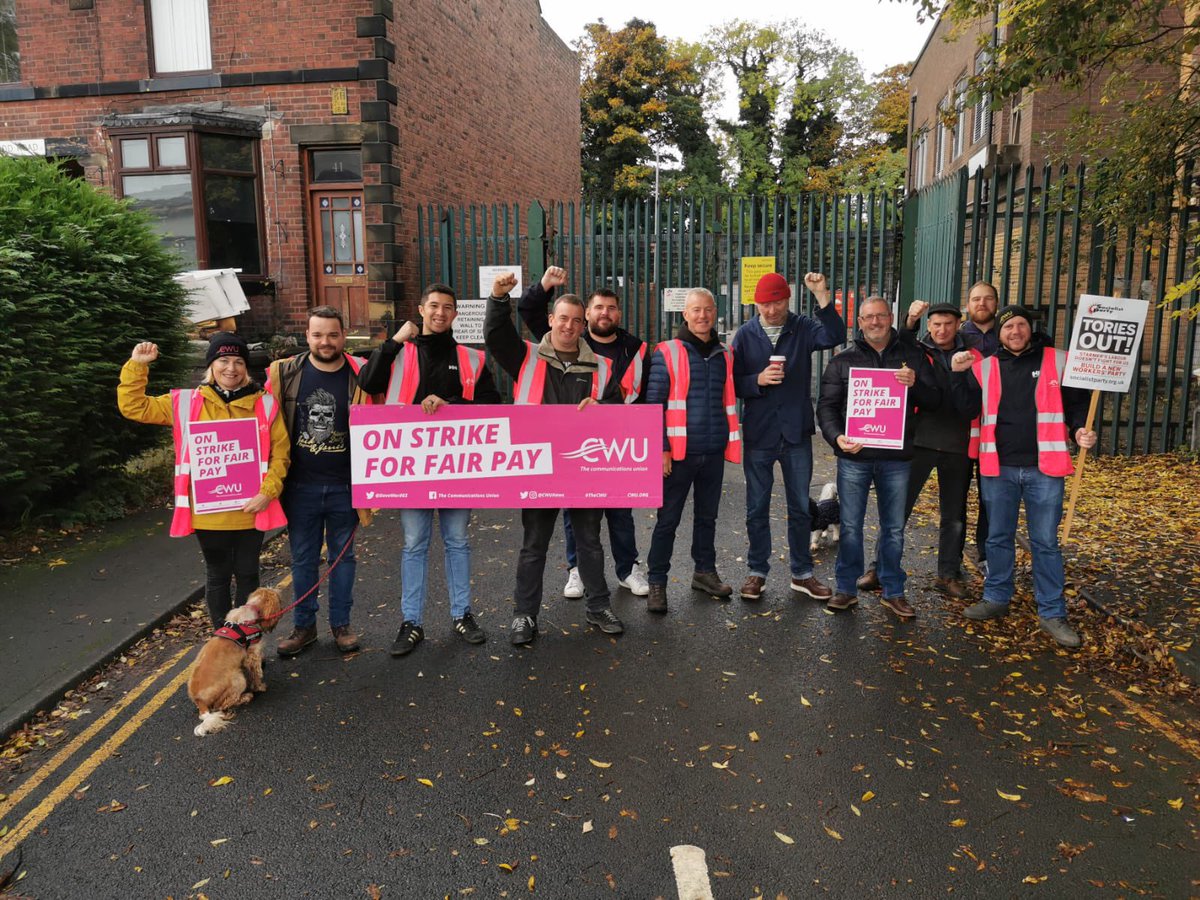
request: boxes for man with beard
[816,296,941,618]
[959,281,999,576]
[731,271,844,603]
[357,283,501,655]
[949,306,1095,648]
[486,271,625,645]
[519,267,651,599]
[960,281,999,356]
[267,306,373,656]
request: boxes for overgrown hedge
[0,156,190,527]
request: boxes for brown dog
[187,587,282,736]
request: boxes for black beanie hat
[205,332,250,367]
[996,305,1033,329]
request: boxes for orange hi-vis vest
[384,342,486,404]
[168,389,287,537]
[656,339,742,464]
[512,340,611,404]
[973,346,1073,477]
[619,342,649,403]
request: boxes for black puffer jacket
[816,329,942,461]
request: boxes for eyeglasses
[859,313,891,321]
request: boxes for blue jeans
[835,457,910,598]
[563,508,639,580]
[282,482,357,629]
[647,452,725,584]
[400,508,472,625]
[979,466,1067,619]
[743,439,814,579]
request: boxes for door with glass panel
[309,190,367,329]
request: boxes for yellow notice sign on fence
[740,257,776,305]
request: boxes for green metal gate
[417,192,901,345]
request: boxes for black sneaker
[585,606,625,635]
[510,615,537,646]
[453,612,486,645]
[389,621,424,657]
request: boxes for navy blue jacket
[644,326,730,456]
[731,305,845,448]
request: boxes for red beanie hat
[754,272,790,304]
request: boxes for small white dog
[187,588,281,736]
[809,482,841,551]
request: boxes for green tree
[804,62,910,193]
[707,19,895,194]
[928,0,1200,314]
[578,19,720,198]
[0,156,190,526]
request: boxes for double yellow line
[0,574,293,859]
[0,645,195,858]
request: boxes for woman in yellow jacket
[118,333,290,627]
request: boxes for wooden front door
[310,189,368,329]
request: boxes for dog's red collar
[214,621,263,649]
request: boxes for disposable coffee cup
[769,355,786,372]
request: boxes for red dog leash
[254,524,359,628]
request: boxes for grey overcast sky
[538,0,935,78]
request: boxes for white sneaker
[618,563,650,596]
[563,567,584,599]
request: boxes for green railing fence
[417,192,901,397]
[903,162,1199,454]
[417,173,1197,454]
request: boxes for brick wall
[0,0,580,335]
[390,0,581,306]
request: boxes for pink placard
[187,418,263,513]
[845,367,909,450]
[350,404,664,508]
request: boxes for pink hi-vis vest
[959,347,984,457]
[656,339,742,464]
[512,340,611,404]
[619,342,648,403]
[384,343,486,404]
[973,346,1073,477]
[168,389,287,537]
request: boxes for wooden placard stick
[1061,389,1100,544]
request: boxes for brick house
[906,8,1182,192]
[0,0,580,336]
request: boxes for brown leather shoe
[331,624,360,653]
[790,575,833,601]
[934,577,969,600]
[647,583,668,614]
[740,575,766,601]
[881,595,916,619]
[856,569,881,592]
[692,571,733,598]
[276,625,317,658]
[828,591,858,611]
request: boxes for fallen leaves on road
[950,454,1199,700]
[774,831,794,844]
[209,776,233,787]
